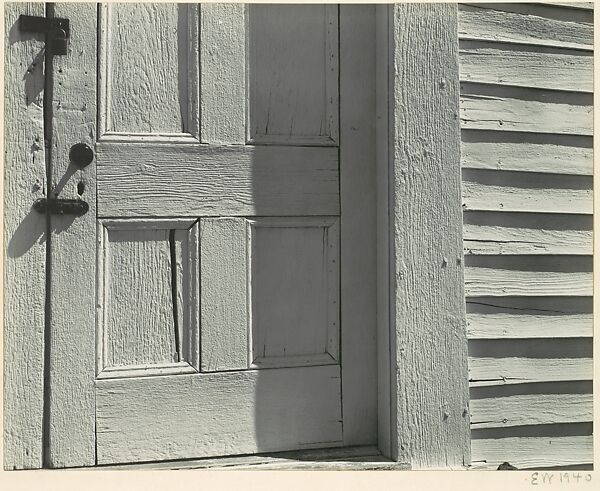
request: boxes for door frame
[3,3,470,470]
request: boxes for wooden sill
[94,446,411,471]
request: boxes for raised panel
[97,219,199,378]
[249,218,339,368]
[248,4,339,145]
[99,3,199,138]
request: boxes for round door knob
[69,143,94,169]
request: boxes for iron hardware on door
[33,198,89,216]
[69,143,94,169]
[32,143,93,216]
[18,15,70,55]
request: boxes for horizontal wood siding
[458,2,593,470]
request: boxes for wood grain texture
[97,219,199,376]
[470,393,593,429]
[103,230,178,367]
[200,3,245,143]
[248,4,338,145]
[459,44,593,93]
[390,4,470,467]
[3,2,46,470]
[470,435,593,469]
[463,222,592,255]
[97,144,339,217]
[542,2,594,9]
[249,218,339,367]
[458,4,593,50]
[466,312,593,339]
[45,3,97,468]
[462,181,593,215]
[339,5,378,448]
[468,357,592,386]
[465,268,592,296]
[200,218,249,372]
[461,139,593,175]
[103,445,404,470]
[460,93,593,136]
[101,3,197,135]
[95,365,343,464]
[459,1,593,472]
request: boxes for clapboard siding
[459,43,593,93]
[461,138,593,175]
[470,393,593,429]
[459,2,593,470]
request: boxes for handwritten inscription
[530,472,592,486]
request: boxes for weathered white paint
[471,436,593,469]
[464,223,592,255]
[100,3,198,135]
[248,5,338,145]
[469,393,593,429]
[95,365,343,464]
[3,2,46,470]
[458,4,593,50]
[200,3,244,144]
[45,3,97,468]
[459,45,593,93]
[105,229,179,366]
[459,0,593,471]
[460,93,592,136]
[103,445,402,470]
[97,144,339,217]
[389,4,470,468]
[468,357,592,386]
[339,5,378,448]
[465,268,592,297]
[249,218,339,367]
[466,312,593,339]
[462,179,593,215]
[200,218,249,371]
[543,2,594,9]
[461,139,593,175]
[96,219,199,378]
[91,3,375,465]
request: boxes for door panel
[248,4,339,145]
[47,3,377,467]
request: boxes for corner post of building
[385,3,471,468]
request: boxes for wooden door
[45,3,377,467]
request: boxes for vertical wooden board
[248,4,338,145]
[103,229,178,368]
[47,2,97,467]
[249,218,339,367]
[200,218,249,372]
[339,5,378,447]
[101,3,196,135]
[375,4,392,457]
[3,2,46,470]
[200,3,245,144]
[390,4,470,467]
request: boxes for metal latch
[33,198,88,216]
[19,15,70,55]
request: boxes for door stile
[339,5,378,445]
[3,1,47,470]
[44,2,97,468]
